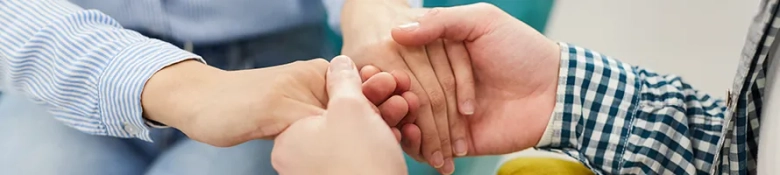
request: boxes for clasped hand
[142,2,564,175]
[141,57,418,147]
[339,2,564,174]
[274,3,565,173]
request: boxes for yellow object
[496,157,594,175]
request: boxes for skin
[140,58,417,147]
[284,3,564,174]
[340,1,477,173]
[140,2,553,175]
[391,3,561,156]
[271,56,410,175]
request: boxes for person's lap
[0,93,149,175]
[0,23,330,175]
[0,93,278,175]
[146,137,276,175]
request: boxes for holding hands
[144,2,564,174]
[271,56,408,175]
[290,2,561,174]
[142,57,417,147]
[391,2,561,156]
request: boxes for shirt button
[123,122,138,135]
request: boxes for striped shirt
[0,0,425,142]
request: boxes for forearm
[0,0,203,141]
[141,60,224,129]
[537,43,728,174]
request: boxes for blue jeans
[0,24,330,175]
[0,93,277,175]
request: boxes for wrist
[141,59,225,129]
[341,0,417,52]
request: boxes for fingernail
[442,158,455,175]
[460,100,475,115]
[330,55,353,73]
[397,22,419,31]
[430,151,444,168]
[453,139,468,156]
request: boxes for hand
[271,56,408,175]
[390,3,561,155]
[341,1,475,173]
[141,58,415,147]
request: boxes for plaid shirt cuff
[541,42,642,174]
[542,42,727,174]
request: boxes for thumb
[326,55,367,107]
[391,2,508,46]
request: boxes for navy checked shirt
[537,1,780,174]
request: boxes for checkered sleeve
[539,43,728,175]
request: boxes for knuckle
[428,7,445,16]
[448,116,462,128]
[427,90,447,112]
[427,89,446,104]
[291,59,328,75]
[473,2,502,16]
[440,76,457,93]
[420,133,440,149]
[307,58,330,69]
[309,58,329,65]
[438,136,452,147]
[473,2,499,11]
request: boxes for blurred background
[546,1,757,98]
[0,0,761,174]
[398,0,760,174]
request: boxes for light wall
[545,0,760,98]
[498,0,761,168]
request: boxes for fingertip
[326,55,361,98]
[390,70,412,93]
[379,95,410,126]
[360,65,381,82]
[430,151,444,168]
[401,92,421,121]
[391,23,424,46]
[444,39,477,116]
[362,72,397,105]
[440,159,455,175]
[401,124,423,159]
[459,99,475,116]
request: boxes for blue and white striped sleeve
[537,43,728,174]
[0,0,204,142]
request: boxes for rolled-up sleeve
[537,43,727,174]
[0,0,204,141]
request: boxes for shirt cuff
[535,110,556,147]
[536,42,571,148]
[543,42,583,148]
[98,39,204,142]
